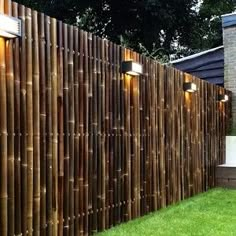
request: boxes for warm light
[183,82,197,93]
[121,61,143,76]
[0,13,21,38]
[218,94,229,103]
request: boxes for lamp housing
[183,82,197,93]
[121,61,143,76]
[0,13,21,38]
[218,94,229,102]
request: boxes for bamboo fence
[0,1,232,235]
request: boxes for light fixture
[121,61,143,76]
[183,82,197,93]
[218,94,229,102]
[0,13,21,38]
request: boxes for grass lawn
[98,188,236,236]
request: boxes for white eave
[170,46,224,64]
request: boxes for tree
[15,0,236,61]
[184,0,236,52]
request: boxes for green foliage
[98,188,236,236]
[186,0,236,51]
[15,0,236,60]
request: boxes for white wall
[226,136,236,164]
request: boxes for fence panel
[0,1,232,236]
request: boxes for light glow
[0,13,21,38]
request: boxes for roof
[170,46,224,86]
[222,12,236,28]
[170,46,223,64]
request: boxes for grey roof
[170,46,224,86]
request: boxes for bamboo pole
[78,29,84,235]
[74,26,79,236]
[100,38,106,230]
[0,0,7,235]
[58,20,64,236]
[83,31,89,236]
[32,10,40,236]
[51,17,58,236]
[45,15,53,236]
[63,23,69,236]
[68,25,75,236]
[150,60,157,211]
[26,7,34,236]
[19,5,28,235]
[12,3,22,235]
[5,0,14,235]
[91,34,98,234]
[39,12,46,236]
[97,36,102,230]
[104,38,109,228]
[120,45,125,221]
[159,64,166,208]
[88,32,93,235]
[123,48,131,221]
[115,44,121,224]
[108,40,113,226]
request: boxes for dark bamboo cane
[96,37,102,230]
[12,3,22,235]
[113,43,118,223]
[78,29,84,235]
[58,20,64,236]
[159,63,166,208]
[91,34,98,234]
[143,56,148,213]
[83,30,89,236]
[150,60,157,211]
[63,23,69,236]
[26,7,33,236]
[100,38,106,230]
[51,17,58,236]
[19,5,28,235]
[104,39,109,228]
[32,10,40,236]
[124,48,131,221]
[68,25,75,236]
[115,44,121,224]
[108,40,113,227]
[5,0,14,234]
[146,57,151,212]
[139,55,144,215]
[0,0,7,235]
[88,32,93,235]
[120,45,125,222]
[39,12,46,236]
[74,26,79,236]
[45,15,53,236]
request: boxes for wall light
[0,13,21,38]
[121,61,143,76]
[183,82,197,93]
[218,94,229,103]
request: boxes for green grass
[98,188,236,236]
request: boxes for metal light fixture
[121,61,143,76]
[0,13,21,38]
[218,94,229,103]
[183,82,197,93]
